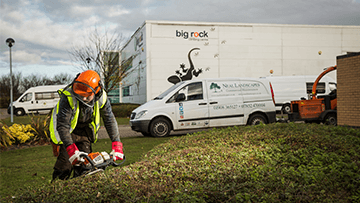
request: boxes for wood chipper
[288,66,337,125]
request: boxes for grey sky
[1,0,359,77]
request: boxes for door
[16,92,34,113]
[206,79,245,127]
[170,81,210,129]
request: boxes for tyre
[324,114,337,126]
[141,132,152,137]
[14,108,25,116]
[282,103,291,114]
[248,114,267,125]
[150,118,171,137]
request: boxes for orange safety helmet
[73,70,101,97]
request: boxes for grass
[0,136,172,198]
[1,123,359,202]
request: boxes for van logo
[210,82,221,92]
[179,103,184,119]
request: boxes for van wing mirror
[175,93,186,102]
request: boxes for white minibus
[8,85,65,116]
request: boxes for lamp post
[6,38,15,123]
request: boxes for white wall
[121,24,147,104]
[121,21,360,104]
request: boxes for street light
[86,57,91,68]
[6,38,15,123]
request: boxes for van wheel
[248,114,267,125]
[282,104,291,114]
[150,118,171,137]
[15,108,25,116]
[324,114,337,126]
[141,132,152,137]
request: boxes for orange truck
[288,66,337,125]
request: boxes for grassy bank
[1,123,359,202]
[0,136,172,198]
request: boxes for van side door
[170,81,210,129]
[206,79,245,127]
[17,92,34,113]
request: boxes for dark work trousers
[52,127,93,181]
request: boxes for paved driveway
[98,125,207,139]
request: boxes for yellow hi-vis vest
[49,88,107,145]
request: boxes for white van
[8,85,65,116]
[130,78,276,137]
[260,75,337,114]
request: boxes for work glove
[110,141,124,161]
[66,143,88,165]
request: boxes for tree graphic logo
[210,82,221,92]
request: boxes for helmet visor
[73,82,96,97]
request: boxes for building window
[123,86,132,97]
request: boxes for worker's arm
[56,96,75,148]
[101,99,123,160]
[100,98,121,142]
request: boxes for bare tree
[52,73,73,85]
[21,74,47,91]
[0,72,23,108]
[68,28,129,93]
[21,73,73,91]
[0,73,73,108]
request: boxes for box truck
[129,77,276,137]
[261,75,336,114]
[8,85,65,116]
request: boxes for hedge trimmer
[76,151,126,177]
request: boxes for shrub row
[5,123,360,202]
[111,103,140,118]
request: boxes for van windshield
[153,82,185,100]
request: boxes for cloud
[12,50,42,64]
[0,0,359,77]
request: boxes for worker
[49,70,123,181]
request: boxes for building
[119,20,360,104]
[337,52,360,128]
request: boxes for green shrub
[0,96,9,108]
[111,103,140,118]
[29,114,51,144]
[3,123,360,202]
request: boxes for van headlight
[135,110,147,119]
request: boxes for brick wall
[337,52,360,127]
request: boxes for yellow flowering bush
[0,122,14,147]
[1,123,36,145]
